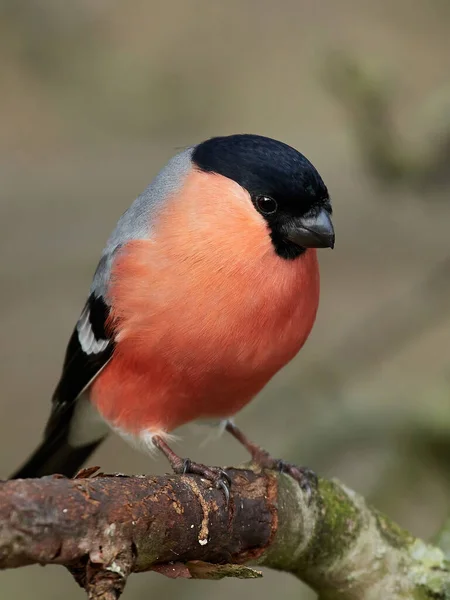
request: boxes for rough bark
[0,467,449,599]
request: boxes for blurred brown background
[1,1,449,598]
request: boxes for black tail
[10,435,103,479]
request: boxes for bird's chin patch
[111,426,179,456]
[270,232,307,260]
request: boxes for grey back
[91,147,194,299]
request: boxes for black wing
[45,293,115,439]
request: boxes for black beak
[285,208,335,249]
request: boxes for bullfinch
[11,134,334,497]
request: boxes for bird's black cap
[192,134,333,259]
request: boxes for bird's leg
[225,421,318,501]
[152,435,231,504]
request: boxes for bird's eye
[255,196,277,215]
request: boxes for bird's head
[192,134,334,260]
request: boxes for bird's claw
[275,460,318,504]
[216,479,230,505]
[217,468,232,487]
[180,460,231,506]
[216,473,231,506]
[250,449,318,504]
[182,458,192,474]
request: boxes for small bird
[11,134,334,496]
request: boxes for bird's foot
[252,450,318,503]
[225,421,318,503]
[180,459,231,505]
[152,435,231,505]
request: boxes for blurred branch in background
[323,51,450,190]
[2,468,450,600]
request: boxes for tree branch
[0,467,449,599]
